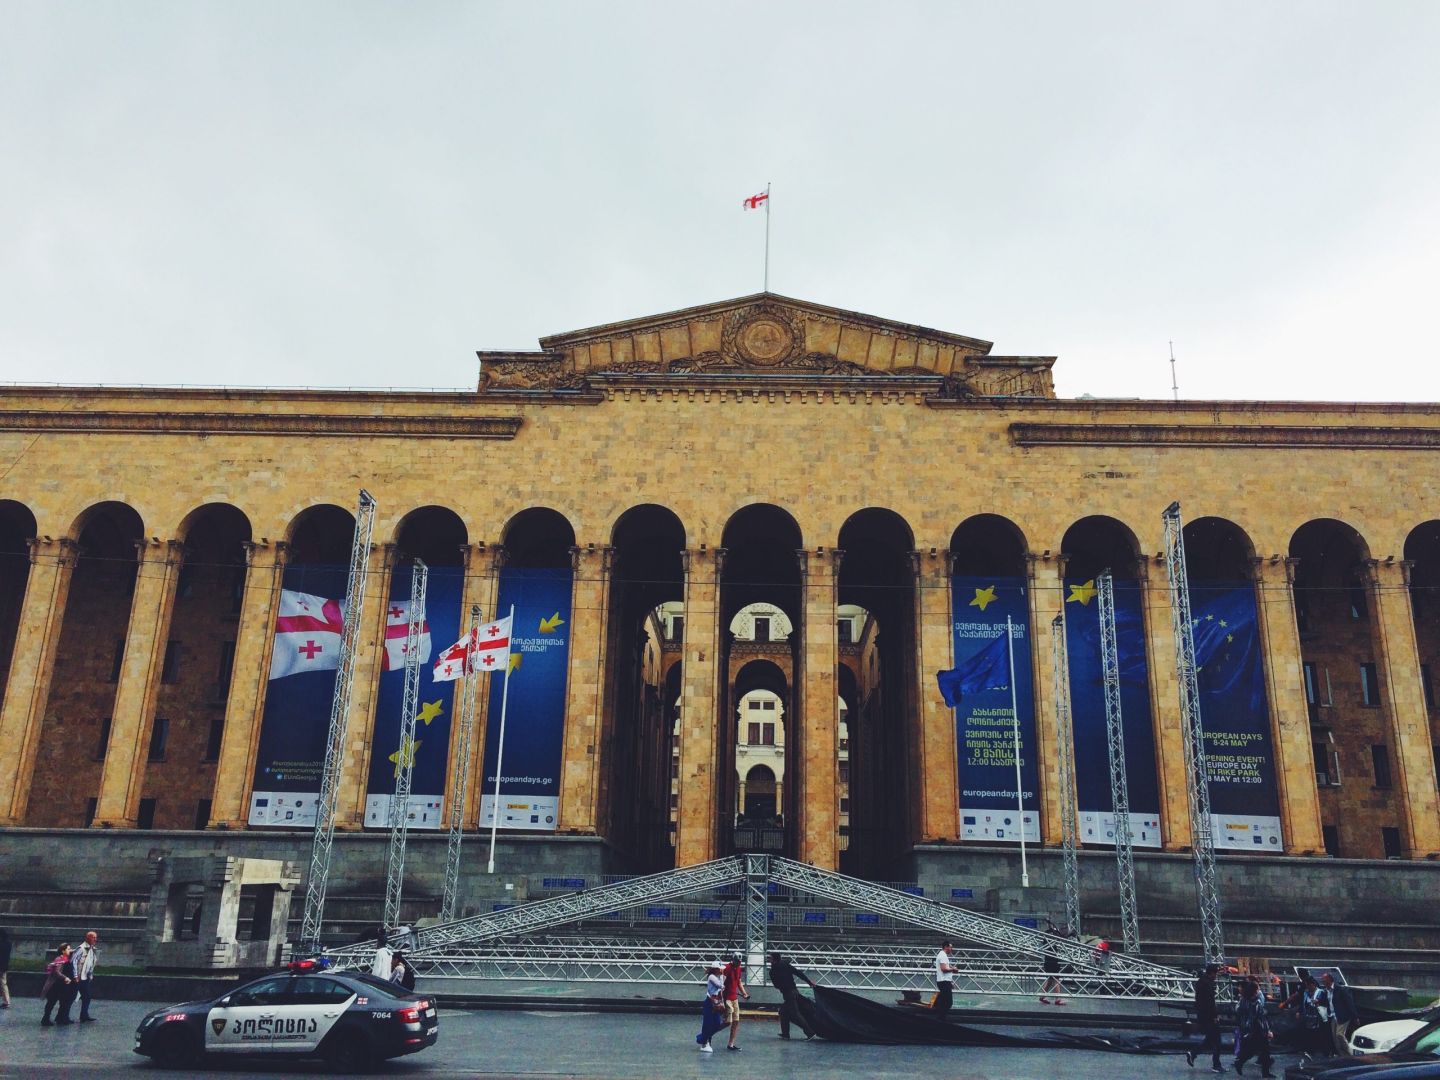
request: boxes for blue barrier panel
[854,913,880,926]
[699,907,723,920]
[1014,917,1039,929]
[646,907,672,920]
[541,877,587,890]
[902,886,925,896]
[767,910,776,922]
[803,911,827,924]
[492,902,516,912]
[951,888,974,899]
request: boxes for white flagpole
[486,604,516,875]
[763,181,771,293]
[1007,615,1030,888]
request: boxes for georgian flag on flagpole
[380,598,432,671]
[432,614,513,683]
[269,589,346,680]
[743,190,768,210]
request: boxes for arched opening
[604,505,685,871]
[1404,523,1440,832]
[0,500,38,716]
[137,504,252,830]
[948,515,1037,845]
[1059,516,1161,848]
[742,764,777,819]
[363,507,469,830]
[1292,518,1391,858]
[28,502,145,826]
[732,658,789,853]
[720,505,803,858]
[837,508,916,877]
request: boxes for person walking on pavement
[1321,972,1357,1052]
[1233,976,1275,1078]
[933,940,956,1018]
[0,926,12,1010]
[1039,922,1068,1006]
[72,931,99,1022]
[1186,962,1225,1073]
[40,943,76,1026]
[721,951,750,1052]
[767,952,815,1040]
[695,961,727,1053]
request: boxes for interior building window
[1348,580,1368,620]
[753,616,771,642]
[194,798,211,831]
[83,798,98,827]
[137,798,157,830]
[1423,664,1436,710]
[1381,826,1402,859]
[748,722,761,744]
[204,715,224,762]
[760,699,775,711]
[669,615,684,643]
[161,640,181,684]
[1360,663,1379,707]
[1371,744,1392,789]
[148,718,170,762]
[109,638,125,682]
[837,618,853,644]
[1321,824,1340,858]
[94,717,112,761]
[217,640,236,699]
[1311,729,1340,787]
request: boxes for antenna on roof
[1169,341,1179,402]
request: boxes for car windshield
[1394,1020,1440,1056]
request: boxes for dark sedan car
[134,959,439,1070]
[1284,1020,1440,1079]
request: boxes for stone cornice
[1010,422,1440,450]
[0,410,523,439]
[589,372,946,403]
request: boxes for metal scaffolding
[440,604,483,923]
[300,489,377,953]
[382,558,428,931]
[1050,614,1082,938]
[1161,502,1227,967]
[1097,570,1140,956]
[324,856,1194,1001]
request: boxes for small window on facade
[160,640,180,684]
[1371,744,1392,789]
[204,715,224,762]
[753,616,770,642]
[1321,824,1340,858]
[83,798,98,827]
[1361,663,1379,707]
[137,798,157,830]
[109,638,126,682]
[1381,826,1402,859]
[838,762,850,785]
[1303,662,1318,705]
[760,699,776,711]
[94,717,112,761]
[671,760,679,780]
[148,718,170,762]
[194,798,212,831]
[839,797,850,813]
[837,619,853,644]
[669,793,678,810]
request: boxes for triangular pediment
[477,294,1054,398]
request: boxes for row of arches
[2,494,1437,867]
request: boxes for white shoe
[700,1043,713,1053]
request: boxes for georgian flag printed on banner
[381,599,432,671]
[432,615,512,683]
[743,190,768,210]
[269,589,345,680]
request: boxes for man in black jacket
[0,926,12,1009]
[767,952,814,1040]
[1186,963,1224,1073]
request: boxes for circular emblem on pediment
[736,316,794,366]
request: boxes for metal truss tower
[1049,615,1082,939]
[744,854,770,977]
[383,558,428,931]
[1097,571,1140,956]
[441,604,483,923]
[1161,502,1227,967]
[301,489,377,953]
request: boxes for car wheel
[151,1026,202,1070]
[324,1030,374,1074]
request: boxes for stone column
[1251,556,1326,855]
[558,543,614,833]
[1136,553,1193,850]
[336,542,395,829]
[796,546,841,870]
[909,547,957,842]
[675,546,723,866]
[93,539,186,827]
[210,540,289,828]
[463,545,505,828]
[0,537,77,825]
[1364,559,1440,857]
[1026,551,1067,845]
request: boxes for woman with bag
[694,961,727,1053]
[40,943,76,1026]
[1233,976,1275,1077]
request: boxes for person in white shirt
[933,941,955,1017]
[73,931,99,1022]
[371,928,394,979]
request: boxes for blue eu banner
[1062,578,1162,848]
[480,566,573,832]
[950,576,1039,842]
[363,564,463,831]
[248,563,348,827]
[1190,584,1284,851]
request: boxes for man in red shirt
[722,952,750,1051]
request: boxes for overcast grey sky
[3,2,1439,401]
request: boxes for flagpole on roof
[487,604,517,875]
[1007,615,1030,888]
[764,182,771,293]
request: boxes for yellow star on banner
[539,612,565,634]
[970,585,998,612]
[1066,579,1098,606]
[388,736,421,778]
[509,652,522,673]
[417,700,444,726]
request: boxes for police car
[133,959,439,1070]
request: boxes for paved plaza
[0,996,1303,1079]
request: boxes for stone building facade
[1,293,1438,882]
